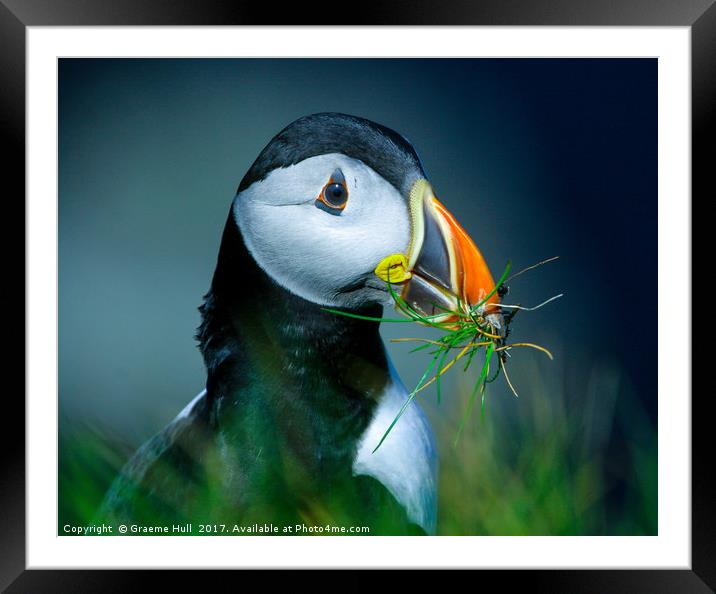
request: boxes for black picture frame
[1,1,707,590]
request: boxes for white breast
[175,381,439,533]
[174,389,206,421]
[352,359,438,534]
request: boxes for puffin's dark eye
[316,169,349,213]
[323,183,347,206]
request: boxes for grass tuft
[323,257,561,451]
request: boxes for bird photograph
[59,58,657,537]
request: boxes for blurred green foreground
[59,339,656,536]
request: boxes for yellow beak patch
[374,253,412,283]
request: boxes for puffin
[99,113,498,535]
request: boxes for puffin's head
[234,113,498,319]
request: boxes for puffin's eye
[316,169,349,214]
[323,183,347,206]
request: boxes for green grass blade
[454,342,495,446]
[410,343,432,353]
[372,349,442,453]
[472,261,511,312]
[320,308,417,323]
[435,344,452,405]
[480,345,495,419]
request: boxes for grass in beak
[323,258,561,452]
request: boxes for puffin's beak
[375,179,500,324]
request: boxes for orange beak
[401,179,500,323]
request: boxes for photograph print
[59,58,657,537]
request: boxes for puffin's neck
[197,214,389,466]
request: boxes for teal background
[59,58,657,534]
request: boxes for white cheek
[238,202,357,303]
[236,155,411,307]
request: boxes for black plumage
[238,112,425,195]
[99,114,429,534]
